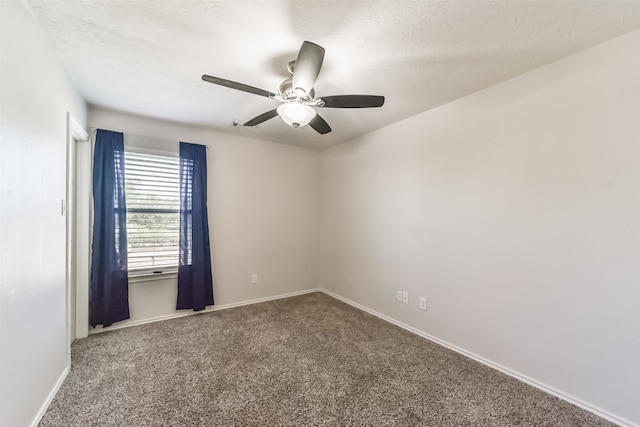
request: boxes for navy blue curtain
[90,129,130,327]
[177,142,214,311]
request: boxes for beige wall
[319,30,640,425]
[87,107,321,328]
[0,1,87,426]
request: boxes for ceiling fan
[202,41,385,135]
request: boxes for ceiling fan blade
[243,109,279,127]
[320,95,385,108]
[292,41,325,96]
[309,114,332,135]
[202,75,275,98]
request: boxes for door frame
[66,113,88,364]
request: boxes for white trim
[74,124,92,340]
[30,366,69,427]
[65,113,89,365]
[70,115,88,142]
[128,271,178,283]
[43,287,636,427]
[318,289,636,427]
[89,288,321,334]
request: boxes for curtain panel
[89,129,130,327]
[177,142,214,311]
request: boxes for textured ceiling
[27,1,640,150]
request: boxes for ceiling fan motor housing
[279,78,315,101]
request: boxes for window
[124,151,180,275]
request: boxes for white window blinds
[124,151,180,273]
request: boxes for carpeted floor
[40,292,614,426]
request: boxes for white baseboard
[77,287,636,426]
[319,289,636,427]
[31,365,70,427]
[90,288,321,335]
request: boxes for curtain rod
[89,127,211,148]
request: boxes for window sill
[128,270,178,283]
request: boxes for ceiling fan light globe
[277,102,316,128]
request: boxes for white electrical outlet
[397,291,403,302]
[251,274,258,284]
[419,297,427,311]
[402,292,409,304]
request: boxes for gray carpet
[40,292,614,426]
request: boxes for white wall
[3,2,637,424]
[319,30,640,425]
[87,107,321,328]
[0,1,87,426]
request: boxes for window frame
[123,145,180,281]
